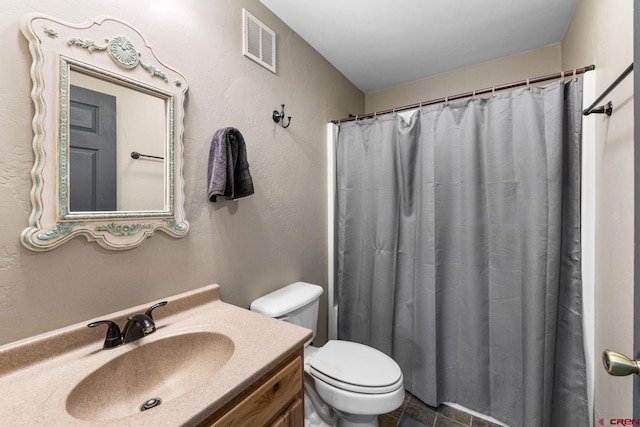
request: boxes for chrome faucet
[88,301,167,349]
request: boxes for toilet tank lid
[250,282,324,318]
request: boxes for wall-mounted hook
[272,104,292,128]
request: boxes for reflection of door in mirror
[69,70,166,212]
[70,85,117,211]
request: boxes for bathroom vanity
[0,285,310,426]
[201,353,304,426]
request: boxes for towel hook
[272,104,292,128]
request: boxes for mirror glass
[68,69,166,212]
[20,13,189,251]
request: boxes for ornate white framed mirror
[20,13,189,250]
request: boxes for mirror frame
[20,13,189,250]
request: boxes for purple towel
[207,127,254,202]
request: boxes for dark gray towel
[207,127,254,202]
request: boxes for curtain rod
[582,63,633,116]
[331,65,595,124]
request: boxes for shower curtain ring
[560,71,565,81]
[526,78,530,91]
[573,69,577,80]
[492,86,496,97]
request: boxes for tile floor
[378,392,505,427]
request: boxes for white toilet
[250,282,405,427]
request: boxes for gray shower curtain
[336,80,589,427]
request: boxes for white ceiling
[259,0,580,93]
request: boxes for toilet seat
[308,340,403,394]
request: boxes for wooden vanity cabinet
[199,349,304,427]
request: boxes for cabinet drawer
[211,356,302,427]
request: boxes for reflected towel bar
[131,151,164,160]
[583,63,633,116]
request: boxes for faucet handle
[88,320,124,349]
[144,301,168,320]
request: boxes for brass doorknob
[602,349,640,376]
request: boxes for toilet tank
[250,282,324,345]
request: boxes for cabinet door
[270,398,303,427]
[211,357,302,427]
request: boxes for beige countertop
[0,284,311,426]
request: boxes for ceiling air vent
[243,9,276,73]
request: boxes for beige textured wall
[0,0,363,346]
[365,44,561,113]
[561,0,634,421]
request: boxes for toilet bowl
[251,282,404,427]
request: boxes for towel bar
[131,151,164,160]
